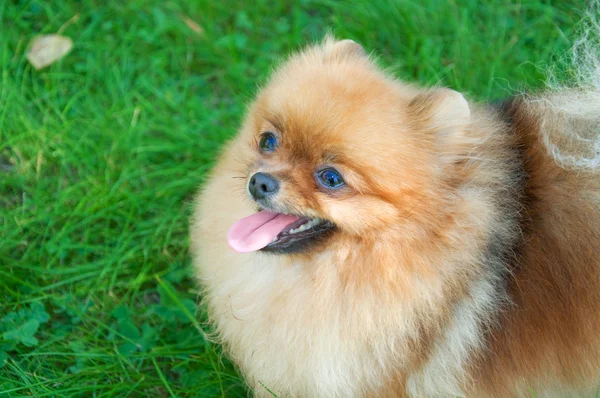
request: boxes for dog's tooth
[306,219,319,228]
[286,218,324,236]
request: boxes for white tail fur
[532,1,600,170]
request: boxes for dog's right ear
[322,36,367,62]
[331,39,366,58]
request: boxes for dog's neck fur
[403,99,528,396]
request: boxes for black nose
[249,172,279,200]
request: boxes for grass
[0,0,589,396]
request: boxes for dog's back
[468,94,600,396]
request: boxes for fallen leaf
[179,14,204,35]
[26,34,73,70]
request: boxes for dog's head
[227,37,471,254]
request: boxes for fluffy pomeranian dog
[190,17,600,398]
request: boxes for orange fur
[190,37,600,397]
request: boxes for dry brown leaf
[180,14,204,35]
[26,34,73,70]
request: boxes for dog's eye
[259,132,277,152]
[317,168,345,189]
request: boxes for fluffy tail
[529,1,600,170]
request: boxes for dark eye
[259,132,277,152]
[317,168,345,189]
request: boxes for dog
[190,26,600,398]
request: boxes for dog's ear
[330,39,366,58]
[409,88,471,138]
[322,37,367,62]
[409,88,471,163]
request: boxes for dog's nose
[249,172,279,200]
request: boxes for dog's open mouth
[227,210,335,254]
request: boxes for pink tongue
[227,210,300,253]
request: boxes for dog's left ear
[409,88,471,139]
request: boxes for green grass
[0,0,589,396]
